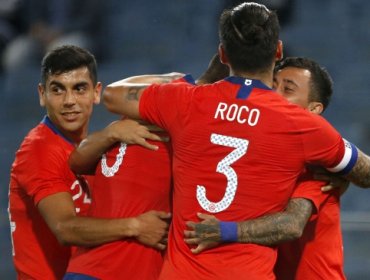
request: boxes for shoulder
[14,123,72,168]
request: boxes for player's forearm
[344,148,370,188]
[69,127,118,175]
[237,198,312,245]
[103,73,183,118]
[111,73,184,85]
[103,84,143,118]
[54,216,138,247]
[191,198,312,246]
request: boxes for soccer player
[273,57,348,279]
[185,57,349,279]
[64,74,183,280]
[101,3,370,279]
[62,62,227,279]
[8,45,170,280]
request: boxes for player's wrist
[104,124,121,144]
[219,221,238,243]
[125,217,140,238]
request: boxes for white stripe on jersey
[327,139,358,174]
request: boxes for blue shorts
[63,272,99,280]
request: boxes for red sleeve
[139,82,194,131]
[17,139,71,206]
[291,170,329,214]
[298,113,355,172]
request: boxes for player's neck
[231,70,273,88]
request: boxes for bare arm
[69,119,166,175]
[38,192,170,249]
[103,73,184,118]
[184,198,312,254]
[343,148,370,188]
[317,148,370,191]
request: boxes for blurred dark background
[1,0,369,278]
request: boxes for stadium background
[0,0,369,278]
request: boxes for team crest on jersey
[244,79,252,86]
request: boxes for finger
[157,211,172,219]
[186,221,196,230]
[184,237,200,245]
[197,212,217,221]
[184,230,196,238]
[145,124,164,132]
[136,138,159,151]
[156,243,166,251]
[190,245,205,255]
[142,131,165,142]
[321,185,334,192]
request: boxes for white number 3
[196,133,249,213]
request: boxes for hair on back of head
[219,2,280,74]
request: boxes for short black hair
[219,2,280,74]
[41,45,98,85]
[275,57,333,111]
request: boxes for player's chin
[59,119,85,133]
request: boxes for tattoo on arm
[238,198,313,246]
[126,86,146,101]
[344,148,370,188]
[160,77,175,83]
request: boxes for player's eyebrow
[48,80,65,88]
[283,78,298,88]
[73,81,89,88]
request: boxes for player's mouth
[61,111,80,121]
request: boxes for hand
[131,210,171,250]
[184,213,221,254]
[107,119,168,151]
[313,170,350,195]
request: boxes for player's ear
[38,83,46,107]
[275,40,283,61]
[93,82,102,105]
[218,44,229,65]
[308,102,323,115]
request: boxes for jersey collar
[41,115,75,145]
[225,76,271,99]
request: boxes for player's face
[38,66,101,142]
[273,67,311,109]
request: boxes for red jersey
[275,169,345,280]
[139,77,356,280]
[8,116,91,280]
[67,139,172,280]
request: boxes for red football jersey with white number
[139,77,355,280]
[8,116,91,280]
[275,169,345,280]
[67,139,172,280]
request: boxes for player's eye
[74,85,88,96]
[284,87,294,93]
[50,86,65,95]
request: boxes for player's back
[140,77,345,279]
